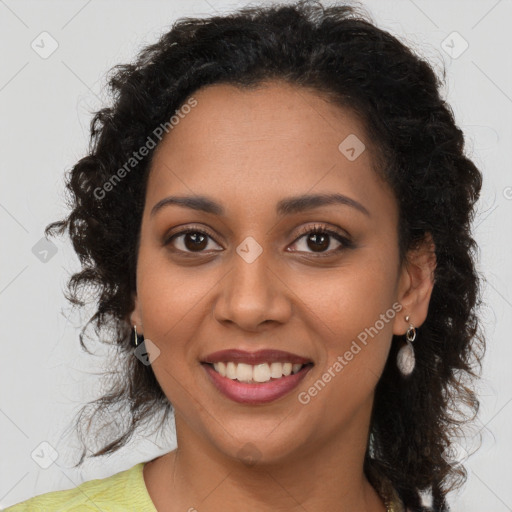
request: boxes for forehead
[146,81,394,219]
[154,80,370,160]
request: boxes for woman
[5,1,484,510]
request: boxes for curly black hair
[46,1,484,510]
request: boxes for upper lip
[202,349,313,365]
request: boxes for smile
[201,348,314,404]
[210,361,306,383]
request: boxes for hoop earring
[133,325,144,348]
[397,315,416,376]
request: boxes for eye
[288,224,352,255]
[165,227,223,254]
[164,223,353,256]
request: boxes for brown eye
[304,232,330,252]
[166,229,223,253]
[289,225,353,255]
[182,232,208,251]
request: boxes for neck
[146,406,387,512]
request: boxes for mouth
[200,349,314,404]
[201,361,314,383]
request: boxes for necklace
[368,464,404,512]
[377,489,397,512]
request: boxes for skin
[130,80,436,512]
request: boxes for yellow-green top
[2,462,157,512]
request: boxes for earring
[133,325,144,348]
[397,315,416,376]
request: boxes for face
[131,81,413,465]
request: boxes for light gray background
[1,0,511,510]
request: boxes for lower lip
[202,363,313,404]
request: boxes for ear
[129,294,144,334]
[393,232,436,335]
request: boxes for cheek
[299,251,399,386]
[135,257,208,406]
[135,246,208,356]
[301,250,398,334]
[136,235,219,325]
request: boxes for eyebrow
[150,193,370,218]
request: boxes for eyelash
[164,223,353,257]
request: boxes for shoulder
[2,462,157,512]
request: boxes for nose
[212,246,292,332]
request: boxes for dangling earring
[133,325,144,348]
[397,315,416,376]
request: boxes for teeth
[236,363,253,382]
[292,363,302,374]
[253,363,271,383]
[226,361,237,379]
[212,362,305,383]
[270,362,283,379]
